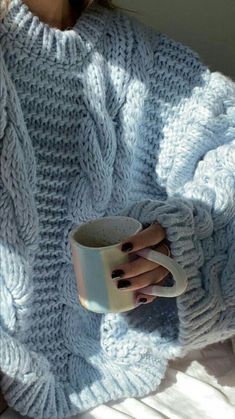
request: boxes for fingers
[113,223,169,308]
[114,265,169,292]
[111,243,169,279]
[136,294,157,305]
[135,277,167,306]
[118,223,166,254]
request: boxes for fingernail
[121,242,133,252]
[138,297,148,304]
[117,280,131,289]
[111,269,125,279]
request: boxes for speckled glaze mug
[70,216,188,313]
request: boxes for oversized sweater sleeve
[119,29,235,350]
[0,46,75,417]
[0,46,49,398]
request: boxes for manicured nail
[121,242,133,252]
[138,297,148,304]
[117,280,131,289]
[111,269,125,279]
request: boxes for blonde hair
[0,0,10,18]
[0,0,116,20]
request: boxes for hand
[111,223,171,307]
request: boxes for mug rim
[69,216,142,250]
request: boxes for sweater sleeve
[0,46,40,370]
[119,31,235,350]
[0,47,66,417]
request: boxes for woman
[0,0,234,418]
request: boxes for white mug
[70,216,188,313]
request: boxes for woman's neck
[22,0,78,30]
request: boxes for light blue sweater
[0,0,235,418]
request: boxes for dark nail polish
[138,298,147,303]
[117,280,131,289]
[121,242,133,252]
[112,269,125,279]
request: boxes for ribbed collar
[1,0,109,65]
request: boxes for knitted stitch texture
[0,1,235,418]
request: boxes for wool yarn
[0,1,235,417]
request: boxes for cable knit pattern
[0,1,235,418]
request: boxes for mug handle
[135,247,188,297]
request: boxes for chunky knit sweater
[0,1,235,418]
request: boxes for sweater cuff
[120,198,198,267]
[119,198,235,351]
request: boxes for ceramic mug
[70,216,188,313]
